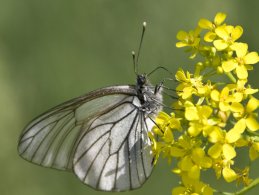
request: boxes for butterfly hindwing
[73,96,154,191]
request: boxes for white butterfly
[18,73,163,191]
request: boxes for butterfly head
[136,74,147,87]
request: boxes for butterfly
[17,22,164,191]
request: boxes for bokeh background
[0,0,258,195]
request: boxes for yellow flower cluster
[149,13,259,195]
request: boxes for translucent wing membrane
[18,85,155,191]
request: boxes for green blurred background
[0,0,258,194]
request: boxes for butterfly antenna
[147,66,172,77]
[132,51,137,75]
[134,21,147,75]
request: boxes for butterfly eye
[137,74,147,86]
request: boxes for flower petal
[215,26,229,40]
[200,156,212,168]
[204,32,216,42]
[249,144,259,161]
[226,128,241,143]
[219,102,230,112]
[208,127,224,143]
[246,116,259,131]
[164,128,174,143]
[176,30,188,40]
[175,69,187,81]
[214,39,228,51]
[234,118,246,133]
[182,87,194,99]
[230,102,244,113]
[222,60,238,72]
[172,187,186,195]
[176,42,188,48]
[245,88,258,95]
[211,89,220,101]
[243,52,259,64]
[223,167,237,182]
[223,143,236,160]
[188,124,202,137]
[231,42,248,58]
[180,156,193,171]
[236,65,248,79]
[246,97,259,113]
[189,165,200,180]
[214,12,227,26]
[233,92,243,102]
[208,143,222,159]
[185,106,199,121]
[198,18,213,29]
[231,26,243,41]
[199,105,213,118]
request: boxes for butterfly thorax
[136,74,163,116]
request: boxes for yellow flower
[211,87,243,112]
[199,12,227,42]
[222,43,259,79]
[172,174,213,195]
[184,101,215,136]
[240,97,259,131]
[199,12,226,30]
[148,130,173,164]
[227,79,258,101]
[176,70,196,99]
[149,111,183,163]
[170,135,197,156]
[152,111,182,143]
[185,102,212,121]
[170,135,212,181]
[178,147,212,180]
[236,167,253,186]
[212,157,237,182]
[208,124,244,160]
[225,119,246,142]
[213,25,243,51]
[222,165,238,182]
[176,27,201,48]
[176,69,210,100]
[236,136,259,161]
[207,122,244,182]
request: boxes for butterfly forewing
[18,86,136,170]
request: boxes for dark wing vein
[34,112,75,162]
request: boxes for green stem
[203,70,217,80]
[216,177,259,195]
[194,62,203,77]
[225,72,236,83]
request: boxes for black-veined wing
[18,85,155,191]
